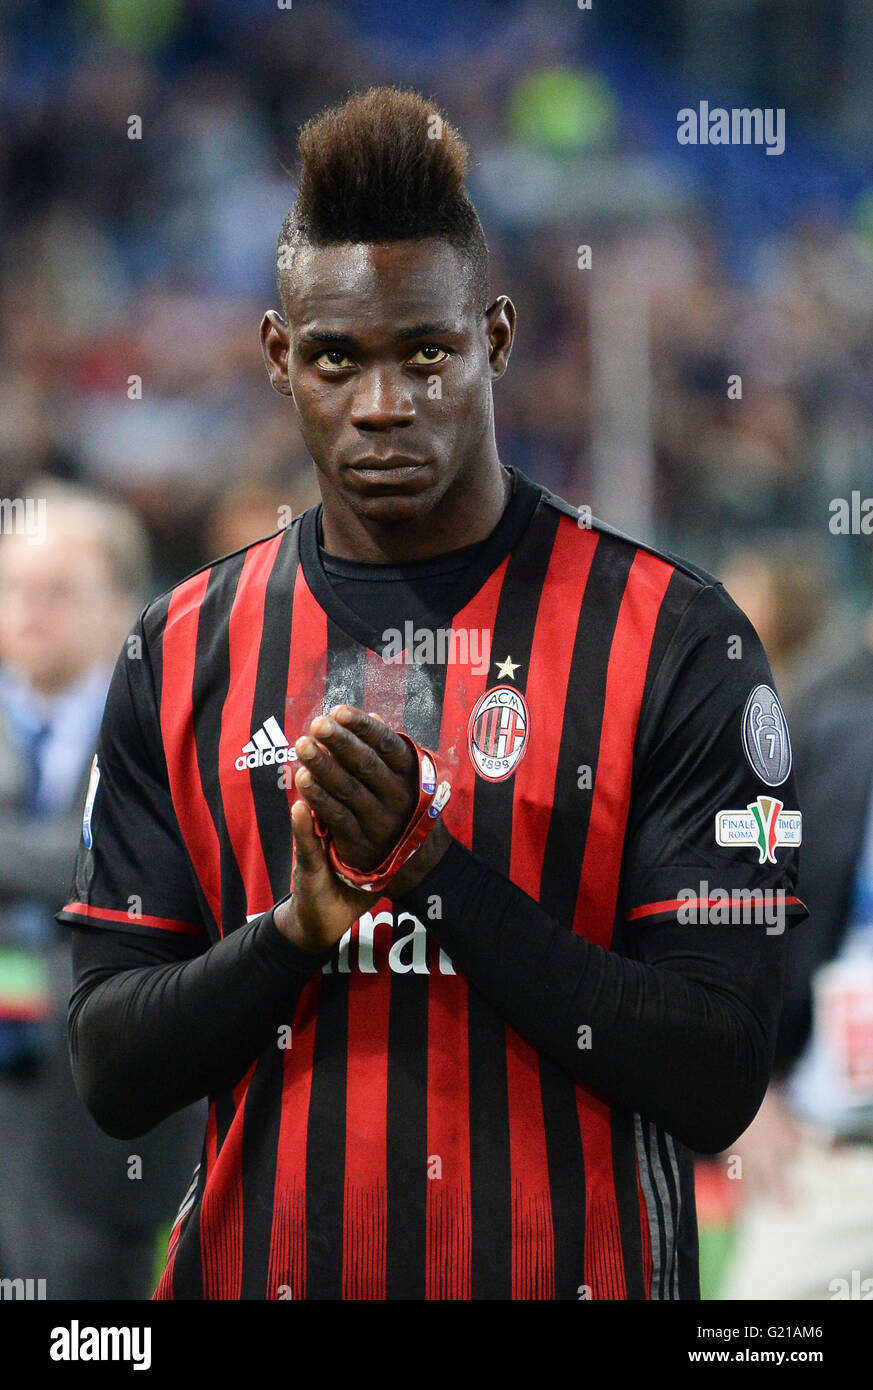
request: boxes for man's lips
[346,457,431,483]
[348,456,428,469]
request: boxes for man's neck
[318,460,512,563]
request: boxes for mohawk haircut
[277,87,490,312]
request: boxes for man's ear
[259,310,294,397]
[485,295,515,381]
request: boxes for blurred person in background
[719,668,873,1299]
[790,539,873,726]
[0,482,203,1299]
[200,469,320,562]
[720,536,829,709]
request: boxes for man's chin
[341,462,445,524]
[348,489,437,527]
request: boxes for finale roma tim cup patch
[715,795,802,865]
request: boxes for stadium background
[1,0,872,1299]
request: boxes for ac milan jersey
[56,466,806,1299]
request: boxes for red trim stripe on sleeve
[60,902,206,935]
[627,894,805,921]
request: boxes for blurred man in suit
[0,482,204,1299]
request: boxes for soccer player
[58,87,807,1300]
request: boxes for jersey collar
[298,465,543,655]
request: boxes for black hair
[277,86,489,312]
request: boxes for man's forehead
[281,239,474,327]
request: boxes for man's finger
[295,766,381,869]
[305,720,390,795]
[290,797,325,876]
[311,707,414,787]
[295,733,394,832]
[295,768,354,832]
[329,705,413,774]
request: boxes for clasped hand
[273,705,451,953]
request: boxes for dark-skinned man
[59,87,807,1301]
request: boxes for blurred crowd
[2,0,873,600]
[1,0,873,1300]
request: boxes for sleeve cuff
[396,837,485,921]
[252,897,337,976]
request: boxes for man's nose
[349,367,415,429]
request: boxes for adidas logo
[235,716,299,771]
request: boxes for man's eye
[407,346,449,365]
[314,350,354,370]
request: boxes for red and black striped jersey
[57,466,806,1299]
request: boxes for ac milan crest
[467,685,530,782]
